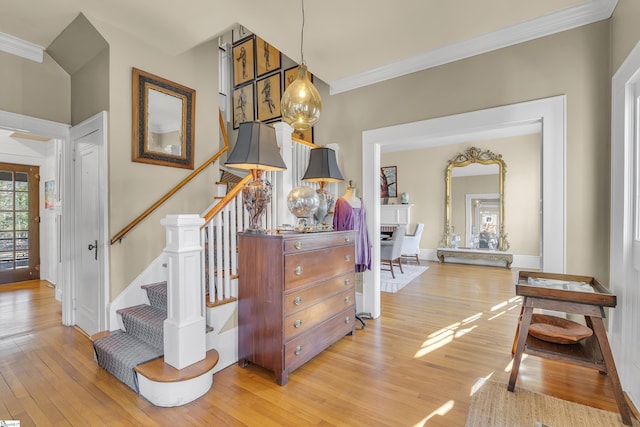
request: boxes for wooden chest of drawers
[238,231,356,385]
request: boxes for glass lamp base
[242,173,272,233]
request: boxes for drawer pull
[345,316,351,324]
[294,266,303,276]
[345,255,351,262]
[344,296,351,303]
[294,319,303,328]
[345,236,351,243]
[345,278,351,285]
[294,345,303,355]
[294,241,303,250]
[293,296,303,305]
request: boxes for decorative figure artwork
[380,166,397,198]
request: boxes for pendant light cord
[300,0,305,64]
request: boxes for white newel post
[161,214,206,369]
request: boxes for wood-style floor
[0,263,632,426]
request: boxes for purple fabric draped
[333,198,372,272]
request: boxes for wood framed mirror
[441,147,510,251]
[132,68,195,169]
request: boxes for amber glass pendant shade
[281,64,322,130]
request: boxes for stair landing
[135,349,220,382]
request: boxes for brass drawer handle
[295,345,303,355]
[294,241,302,250]
[345,255,351,262]
[344,296,351,303]
[345,278,351,285]
[294,296,302,305]
[294,266,303,276]
[294,319,303,328]
[345,316,351,324]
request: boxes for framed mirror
[441,147,510,251]
[132,68,196,169]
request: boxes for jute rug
[380,264,428,293]
[465,380,638,427]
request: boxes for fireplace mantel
[380,204,412,226]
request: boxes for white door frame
[69,112,109,332]
[610,40,640,409]
[362,96,567,318]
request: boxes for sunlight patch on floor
[470,372,495,396]
[413,399,455,426]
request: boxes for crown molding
[0,31,44,63]
[329,0,618,95]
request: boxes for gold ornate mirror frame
[132,68,196,169]
[441,147,510,251]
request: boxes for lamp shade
[302,147,344,183]
[225,121,287,171]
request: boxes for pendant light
[281,0,322,130]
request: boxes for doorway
[361,96,567,319]
[0,163,40,284]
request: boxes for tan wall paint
[90,20,221,299]
[319,22,611,279]
[610,0,640,73]
[0,51,71,123]
[71,47,109,126]
[381,134,541,257]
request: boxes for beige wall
[0,51,71,124]
[382,134,541,257]
[611,0,640,72]
[91,20,222,298]
[320,22,610,279]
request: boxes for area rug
[380,264,428,293]
[465,380,638,427]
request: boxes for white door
[611,43,640,411]
[624,79,640,402]
[70,112,108,336]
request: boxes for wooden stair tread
[89,330,113,342]
[135,349,219,383]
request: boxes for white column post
[161,214,206,369]
[274,122,294,225]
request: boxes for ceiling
[0,0,617,94]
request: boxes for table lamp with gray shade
[302,147,344,225]
[224,121,287,233]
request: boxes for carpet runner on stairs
[93,282,167,392]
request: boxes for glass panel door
[0,163,39,284]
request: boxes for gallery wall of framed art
[230,27,315,144]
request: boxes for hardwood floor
[0,264,632,426]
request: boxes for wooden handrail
[110,111,230,244]
[291,134,316,148]
[201,174,252,226]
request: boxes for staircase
[95,123,326,406]
[93,280,219,406]
[93,282,168,392]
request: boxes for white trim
[0,31,44,63]
[70,111,110,332]
[329,0,617,94]
[610,39,640,410]
[362,96,566,318]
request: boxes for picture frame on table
[256,72,281,122]
[233,37,255,87]
[381,166,397,198]
[233,83,255,129]
[255,35,281,77]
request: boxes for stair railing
[200,124,328,306]
[110,111,230,245]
